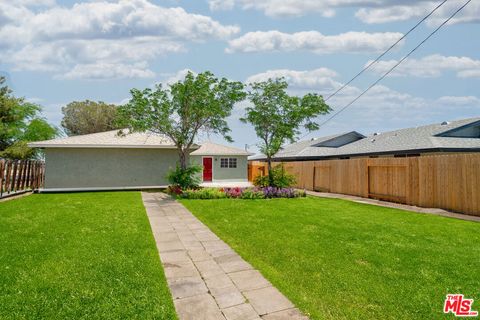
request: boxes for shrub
[253,175,269,188]
[253,164,296,188]
[180,188,227,199]
[262,187,306,198]
[224,187,243,198]
[166,164,202,189]
[240,188,265,199]
[171,186,305,200]
[166,185,183,195]
[271,165,297,188]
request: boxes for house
[253,117,480,162]
[28,130,252,191]
[190,142,251,184]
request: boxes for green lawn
[0,192,176,320]
[180,197,480,320]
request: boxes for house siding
[45,148,179,189]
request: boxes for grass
[0,192,176,320]
[180,197,480,320]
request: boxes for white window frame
[228,158,237,168]
[220,158,229,168]
[220,157,237,169]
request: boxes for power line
[306,0,472,138]
[324,0,449,102]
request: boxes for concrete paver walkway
[142,192,308,320]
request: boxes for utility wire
[323,0,449,102]
[304,0,471,138]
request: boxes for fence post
[15,160,23,191]
[32,162,38,190]
[0,159,4,197]
[312,166,316,191]
[41,162,45,189]
[24,161,31,189]
[20,160,27,190]
[4,160,11,194]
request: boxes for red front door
[203,157,213,182]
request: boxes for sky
[0,0,479,153]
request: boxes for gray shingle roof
[271,117,480,160]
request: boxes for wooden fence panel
[368,165,407,202]
[329,158,367,197]
[313,162,330,192]
[250,153,480,216]
[248,162,266,182]
[0,159,45,198]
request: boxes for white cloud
[244,67,480,132]
[161,69,197,85]
[458,70,480,78]
[3,38,184,74]
[208,0,235,11]
[435,96,480,106]
[0,0,239,79]
[367,54,480,78]
[209,0,479,26]
[220,0,356,18]
[246,68,341,92]
[4,0,56,7]
[356,0,480,25]
[60,62,155,80]
[1,0,238,45]
[227,30,404,54]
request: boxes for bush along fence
[0,159,45,198]
[249,153,480,216]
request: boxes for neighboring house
[28,130,251,191]
[251,117,480,162]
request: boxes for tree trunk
[178,150,187,170]
[267,157,274,187]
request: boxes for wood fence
[0,159,45,198]
[248,162,266,182]
[248,153,480,216]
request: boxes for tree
[0,76,58,159]
[119,71,246,170]
[61,100,120,136]
[241,78,331,185]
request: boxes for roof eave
[190,152,253,156]
[27,143,180,149]
[257,147,480,161]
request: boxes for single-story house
[29,130,252,191]
[251,117,480,162]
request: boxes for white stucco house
[28,130,252,191]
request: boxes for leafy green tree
[61,100,120,136]
[241,78,331,186]
[119,71,246,170]
[0,76,58,159]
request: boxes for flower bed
[166,186,306,200]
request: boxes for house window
[220,158,229,168]
[220,158,237,168]
[229,158,237,168]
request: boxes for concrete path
[306,190,480,223]
[142,192,308,320]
